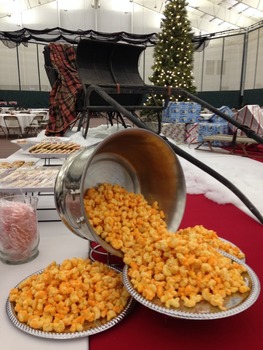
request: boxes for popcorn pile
[84,183,249,311]
[9,258,130,333]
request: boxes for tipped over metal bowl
[54,128,186,257]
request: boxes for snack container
[54,128,186,258]
[0,195,39,264]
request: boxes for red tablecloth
[90,194,263,350]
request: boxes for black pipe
[82,84,263,224]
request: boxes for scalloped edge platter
[6,267,135,339]
[122,252,260,320]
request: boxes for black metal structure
[43,45,58,88]
[43,38,263,223]
[74,38,263,224]
[76,39,168,136]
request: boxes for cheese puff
[17,310,29,323]
[182,294,202,308]
[81,309,95,323]
[107,310,117,321]
[28,316,43,330]
[53,318,66,333]
[163,297,180,309]
[141,284,157,301]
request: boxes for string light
[146,0,196,105]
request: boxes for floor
[0,135,21,158]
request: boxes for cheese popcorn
[84,183,249,311]
[9,258,130,333]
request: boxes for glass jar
[0,195,39,264]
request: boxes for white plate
[11,137,72,150]
[11,139,32,150]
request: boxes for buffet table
[1,194,262,350]
[0,113,36,134]
[0,221,90,350]
[0,129,262,349]
[0,149,64,221]
[90,194,263,350]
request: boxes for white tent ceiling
[134,0,263,35]
[0,0,263,35]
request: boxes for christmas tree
[148,0,196,105]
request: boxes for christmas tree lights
[147,0,196,106]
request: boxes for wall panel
[244,30,258,90]
[18,44,39,90]
[0,44,19,90]
[221,35,244,90]
[201,38,223,91]
[255,27,263,89]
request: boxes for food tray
[25,152,73,159]
[122,252,260,320]
[0,168,10,179]
[11,137,72,151]
[0,166,59,192]
[6,266,135,339]
[0,160,37,169]
[25,141,82,159]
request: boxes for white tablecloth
[0,221,90,350]
[0,113,36,134]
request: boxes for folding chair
[24,115,45,136]
[3,115,23,138]
[0,125,6,136]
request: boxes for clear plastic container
[0,195,39,264]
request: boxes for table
[0,221,90,350]
[0,144,262,350]
[2,149,64,221]
[0,113,36,134]
[1,194,262,350]
[90,194,263,350]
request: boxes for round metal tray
[6,266,135,339]
[122,252,260,320]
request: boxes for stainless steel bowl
[54,128,186,257]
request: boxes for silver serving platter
[122,252,260,320]
[6,266,135,339]
[218,237,245,261]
